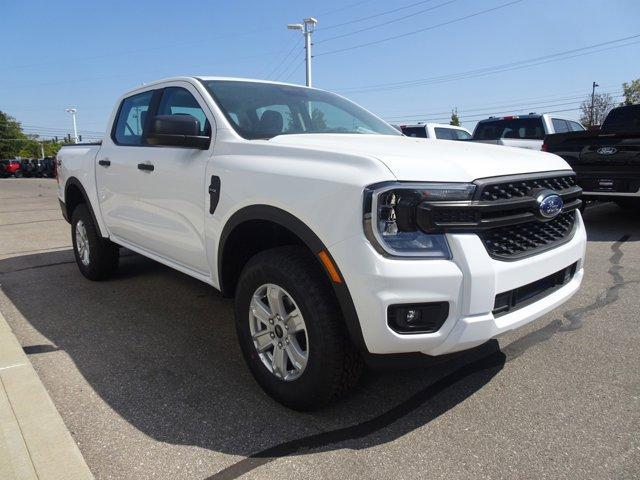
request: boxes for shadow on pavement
[0,249,504,461]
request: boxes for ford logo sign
[597,146,617,155]
[536,191,564,219]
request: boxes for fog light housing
[387,302,449,334]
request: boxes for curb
[0,311,93,480]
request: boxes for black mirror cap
[147,115,211,149]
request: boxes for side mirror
[146,115,211,149]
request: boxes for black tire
[235,246,363,411]
[71,204,119,280]
[14,171,22,178]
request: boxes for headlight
[363,182,476,258]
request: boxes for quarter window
[113,91,153,145]
[552,118,570,133]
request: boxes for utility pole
[589,81,599,127]
[287,17,318,87]
[65,108,79,143]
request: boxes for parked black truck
[543,105,640,209]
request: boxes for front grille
[493,262,578,317]
[479,174,576,201]
[479,211,576,260]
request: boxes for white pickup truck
[472,114,585,150]
[400,122,472,140]
[57,77,586,410]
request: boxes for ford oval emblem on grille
[536,191,564,219]
[597,146,617,155]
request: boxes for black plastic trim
[218,205,369,353]
[63,177,103,236]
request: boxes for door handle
[137,163,154,172]
[98,159,110,167]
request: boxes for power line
[265,42,300,79]
[318,0,441,31]
[315,0,525,57]
[281,59,306,83]
[333,34,640,93]
[316,0,461,43]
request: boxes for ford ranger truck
[543,104,640,209]
[56,77,586,410]
[472,114,585,150]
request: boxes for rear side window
[551,118,570,133]
[434,127,471,140]
[568,121,585,131]
[113,91,154,145]
[401,126,427,138]
[157,87,210,136]
[473,118,545,140]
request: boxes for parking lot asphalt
[0,178,638,480]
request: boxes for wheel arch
[218,205,368,353]
[64,177,104,237]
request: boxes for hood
[267,134,570,182]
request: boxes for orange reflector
[318,250,342,284]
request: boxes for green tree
[0,110,63,159]
[579,92,615,127]
[311,108,327,130]
[449,108,461,126]
[0,111,29,158]
[621,78,640,106]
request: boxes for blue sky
[1,0,639,140]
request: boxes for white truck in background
[472,113,585,150]
[56,76,586,410]
[400,122,472,140]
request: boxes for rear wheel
[234,246,363,410]
[71,204,119,280]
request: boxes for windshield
[201,80,401,139]
[473,118,545,140]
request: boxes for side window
[552,118,570,133]
[454,129,471,140]
[568,121,585,131]
[434,127,456,140]
[113,91,154,145]
[157,87,210,136]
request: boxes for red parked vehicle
[0,160,21,177]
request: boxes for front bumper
[329,212,587,356]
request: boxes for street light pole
[589,81,599,127]
[287,17,318,87]
[65,108,79,143]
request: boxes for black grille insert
[493,262,578,317]
[479,211,576,260]
[478,174,576,201]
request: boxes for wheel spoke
[286,309,304,333]
[271,345,287,378]
[266,285,286,317]
[285,341,307,370]
[252,330,273,353]
[250,295,272,324]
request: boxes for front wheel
[234,246,363,410]
[71,204,119,280]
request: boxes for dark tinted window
[157,87,210,135]
[113,91,153,145]
[473,118,545,140]
[568,121,585,132]
[602,105,640,133]
[435,127,471,140]
[202,80,400,139]
[551,118,570,133]
[401,126,427,138]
